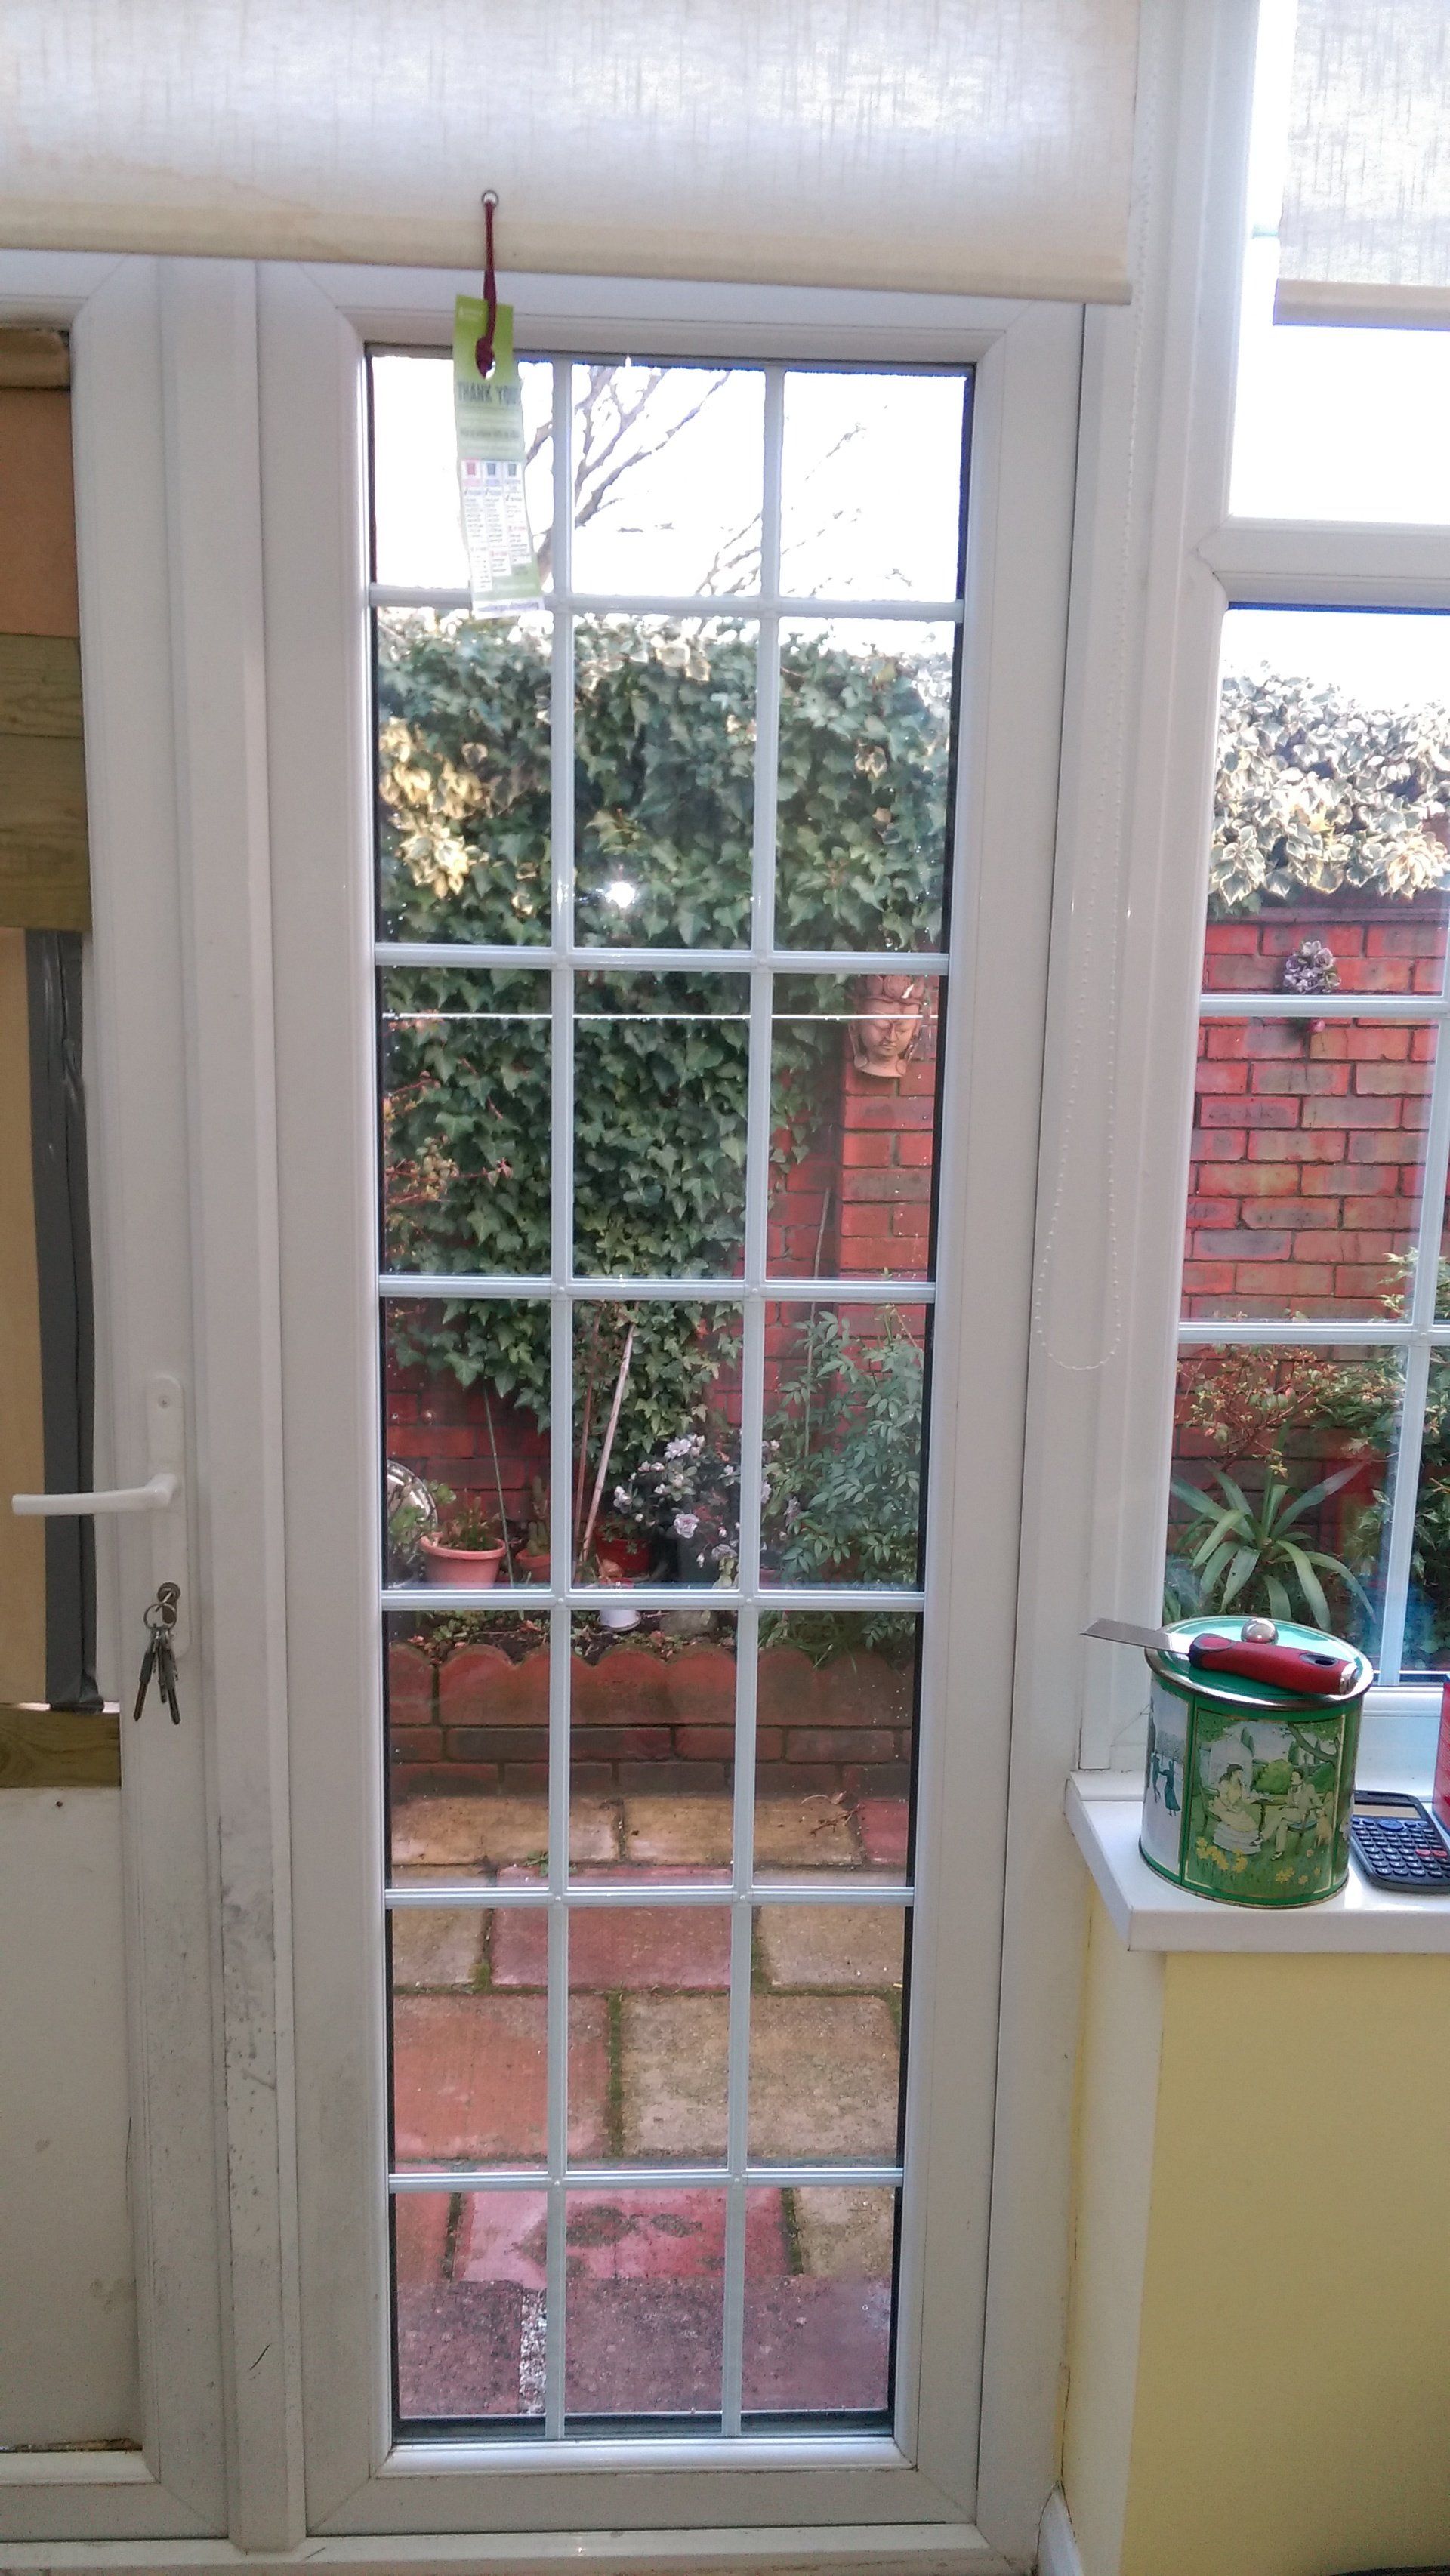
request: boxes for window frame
[1029,0,1450,1792]
[261,257,1081,2553]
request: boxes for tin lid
[1146,1615,1373,1709]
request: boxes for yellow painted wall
[1065,1888,1450,2576]
[1063,1897,1164,2576]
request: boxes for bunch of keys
[132,1581,181,1725]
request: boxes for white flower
[613,1486,631,1510]
[674,1511,699,1538]
[664,1436,695,1459]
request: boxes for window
[369,351,969,2439]
[1174,609,1450,1679]
[1159,3,1450,1692]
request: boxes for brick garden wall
[387,1638,915,1804]
[1174,891,1447,1585]
[386,1002,939,1512]
[385,1005,934,1801]
[1187,895,1443,1322]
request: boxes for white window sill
[1067,1768,1450,1955]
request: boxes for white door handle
[12,1471,178,1517]
[11,1374,189,1650]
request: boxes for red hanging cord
[475,190,499,379]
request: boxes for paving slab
[619,1792,734,1871]
[791,2183,897,2279]
[390,1792,619,1874]
[396,2282,532,2422]
[390,1909,486,1989]
[755,1904,905,1992]
[392,1992,607,2165]
[492,1901,733,1992]
[742,2279,892,2414]
[461,2186,785,2286]
[566,2281,724,2417]
[748,1995,900,2164]
[753,1792,858,1870]
[393,2186,452,2287]
[617,1993,730,2162]
[856,1796,911,1872]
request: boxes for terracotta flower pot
[597,1534,656,1580]
[419,1535,506,1588]
[516,1548,551,1584]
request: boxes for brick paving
[390,1784,906,2423]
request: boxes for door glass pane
[775,620,955,954]
[387,1611,572,1887]
[563,2189,727,2425]
[754,1613,918,1885]
[569,1610,739,1886]
[376,610,553,946]
[575,618,756,949]
[570,1909,732,2168]
[394,2189,549,2427]
[761,1302,928,1588]
[383,1298,551,1592]
[748,1906,905,2167]
[573,1302,742,1585]
[573,974,749,1277]
[381,968,552,1277]
[742,2185,896,2420]
[769,975,939,1281]
[781,370,964,600]
[370,347,967,2439]
[372,354,554,591]
[569,363,765,597]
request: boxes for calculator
[1350,1792,1450,1891]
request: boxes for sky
[1222,607,1450,711]
[372,353,966,612]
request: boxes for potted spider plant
[1164,1465,1373,1632]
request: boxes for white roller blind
[2,1,1139,302]
[1277,0,1450,326]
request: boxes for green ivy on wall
[378,612,949,1471]
[1212,673,1450,915]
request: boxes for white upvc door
[260,262,1081,2552]
[0,254,298,2549]
[0,242,1082,2568]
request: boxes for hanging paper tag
[452,296,541,613]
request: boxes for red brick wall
[1187,899,1439,1321]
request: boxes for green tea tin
[1140,1617,1373,1907]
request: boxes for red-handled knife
[1085,1618,1356,1698]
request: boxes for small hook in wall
[476,190,500,379]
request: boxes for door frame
[0,251,301,2548]
[259,257,1080,2557]
[0,233,1108,2570]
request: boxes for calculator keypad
[1351,1815,1450,1887]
